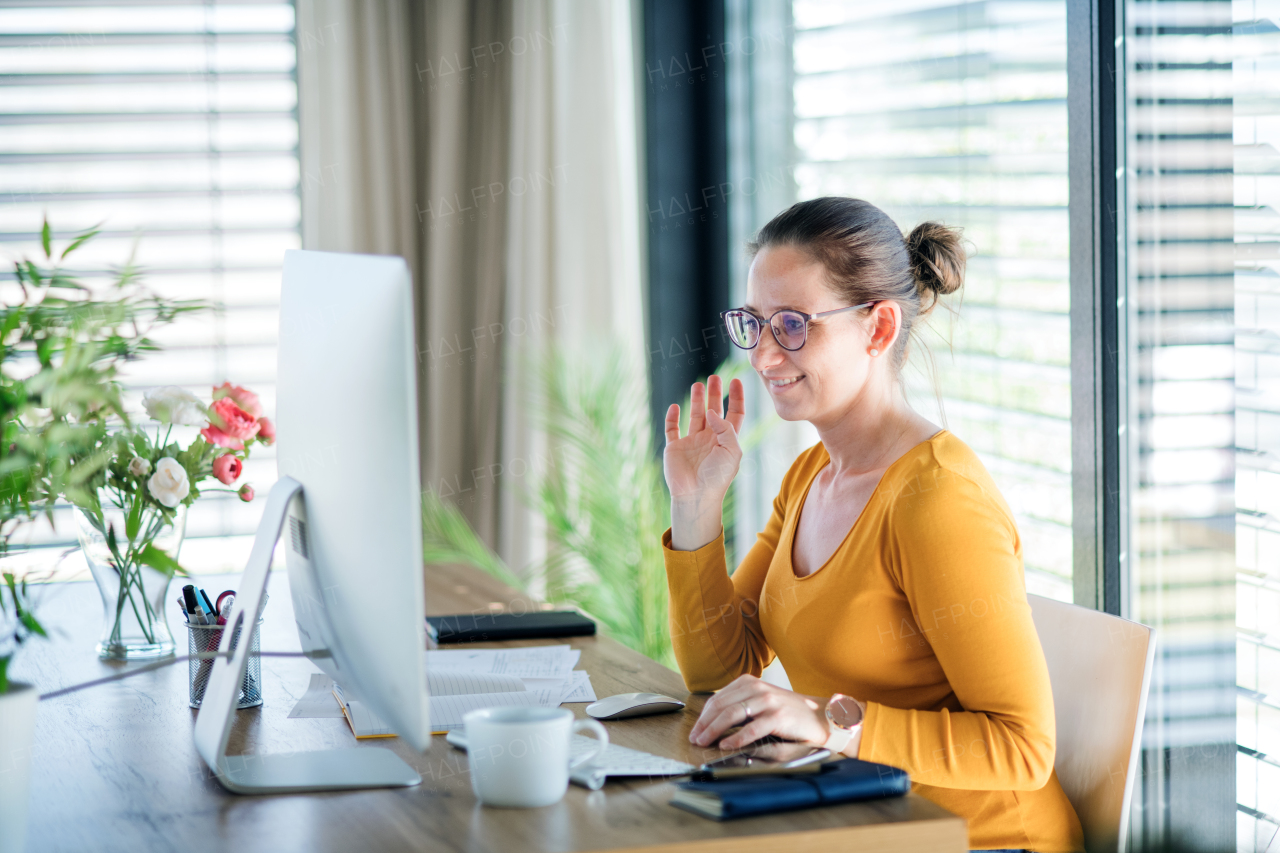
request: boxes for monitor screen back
[276,249,429,749]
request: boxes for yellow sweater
[663,433,1083,853]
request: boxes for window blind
[1123,1,1238,843]
[0,1,299,575]
[789,0,1072,600]
[1234,5,1280,845]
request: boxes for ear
[868,301,903,355]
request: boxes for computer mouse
[585,692,686,721]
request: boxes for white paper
[428,691,544,732]
[426,670,526,696]
[558,670,596,703]
[426,645,577,679]
[288,673,346,719]
[333,683,396,738]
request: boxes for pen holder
[187,618,263,710]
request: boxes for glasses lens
[772,311,808,350]
[724,310,760,349]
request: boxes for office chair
[1028,594,1157,853]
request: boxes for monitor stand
[192,477,422,794]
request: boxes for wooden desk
[15,564,966,853]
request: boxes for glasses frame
[720,301,877,352]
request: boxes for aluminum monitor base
[191,477,422,794]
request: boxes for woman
[661,197,1083,853]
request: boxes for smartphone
[691,741,832,780]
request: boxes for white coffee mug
[464,706,609,808]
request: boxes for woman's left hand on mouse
[689,674,832,750]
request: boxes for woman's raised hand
[664,375,745,551]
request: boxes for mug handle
[568,718,609,770]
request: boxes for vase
[0,681,38,853]
[76,501,187,660]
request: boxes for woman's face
[744,244,894,426]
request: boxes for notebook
[330,671,552,739]
[426,611,596,643]
[670,759,911,820]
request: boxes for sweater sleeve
[858,466,1057,792]
[662,467,794,692]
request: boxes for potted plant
[0,572,44,853]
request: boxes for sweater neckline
[787,430,949,581]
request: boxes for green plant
[421,348,770,668]
[0,572,45,694]
[0,220,202,549]
[0,219,203,673]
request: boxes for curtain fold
[500,0,645,571]
[296,0,417,275]
[414,1,512,552]
[297,0,643,572]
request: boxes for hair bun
[906,221,965,306]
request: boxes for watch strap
[822,723,855,755]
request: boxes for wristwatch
[823,693,864,756]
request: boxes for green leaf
[60,228,100,261]
[40,219,51,258]
[23,260,42,288]
[138,542,187,578]
[125,495,141,542]
[19,609,46,639]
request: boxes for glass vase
[76,501,187,661]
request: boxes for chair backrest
[1027,594,1156,853]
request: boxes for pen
[216,592,235,626]
[198,588,216,617]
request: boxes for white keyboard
[568,734,694,790]
[445,730,693,790]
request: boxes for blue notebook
[670,758,910,820]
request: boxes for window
[728,0,1072,601]
[1232,2,1280,847]
[0,2,299,575]
[1122,0,1236,843]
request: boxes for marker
[182,585,201,616]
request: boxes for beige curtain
[500,0,645,571]
[296,1,418,277]
[297,0,643,571]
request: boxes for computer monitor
[193,249,429,793]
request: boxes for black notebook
[425,610,596,644]
[671,758,910,820]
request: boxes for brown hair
[747,197,965,370]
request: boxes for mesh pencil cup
[187,618,263,709]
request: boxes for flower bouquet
[73,383,274,660]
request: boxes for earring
[869,348,879,357]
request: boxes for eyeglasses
[720,302,875,352]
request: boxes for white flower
[127,456,151,477]
[142,386,206,426]
[147,457,190,508]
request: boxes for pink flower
[201,398,260,450]
[256,417,276,445]
[238,483,255,502]
[212,383,263,418]
[212,454,242,485]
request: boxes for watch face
[826,693,863,730]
